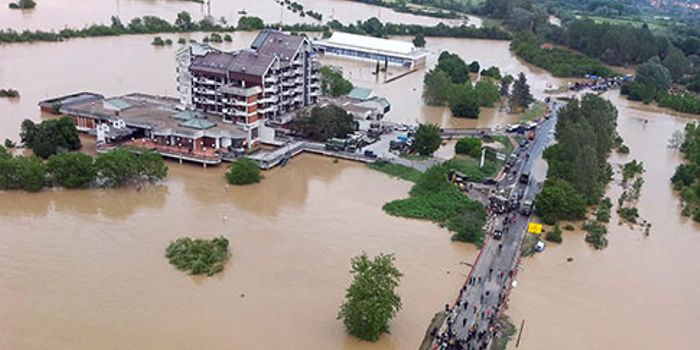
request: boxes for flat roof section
[318,32,427,59]
[61,93,247,140]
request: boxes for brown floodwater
[507,92,700,350]
[0,0,479,31]
[321,36,567,129]
[1,29,699,350]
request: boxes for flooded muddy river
[0,0,478,31]
[0,28,699,350]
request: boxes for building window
[250,127,259,140]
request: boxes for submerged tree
[338,253,403,342]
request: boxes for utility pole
[207,0,212,18]
[480,147,485,168]
[515,319,525,347]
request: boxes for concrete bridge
[247,141,378,170]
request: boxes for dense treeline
[0,12,510,44]
[557,19,661,66]
[342,0,462,19]
[0,146,168,192]
[0,13,259,43]
[671,123,700,221]
[535,95,618,224]
[327,18,511,40]
[510,32,615,78]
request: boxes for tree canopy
[320,66,353,97]
[292,104,357,141]
[536,94,618,223]
[20,117,81,159]
[226,158,262,185]
[510,72,534,110]
[338,252,403,342]
[412,123,442,156]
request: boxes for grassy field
[368,161,423,183]
[521,101,547,122]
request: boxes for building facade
[176,43,220,110]
[313,32,428,69]
[183,30,321,147]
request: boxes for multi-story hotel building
[182,29,321,145]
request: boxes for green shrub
[382,164,487,246]
[226,158,262,185]
[455,137,482,158]
[165,236,230,276]
[617,207,639,223]
[46,152,96,188]
[544,223,563,243]
[583,221,608,249]
[563,224,575,231]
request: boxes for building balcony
[264,76,278,83]
[257,96,278,104]
[309,82,320,88]
[259,106,277,114]
[282,89,293,96]
[225,109,248,117]
[282,81,295,87]
[310,90,321,96]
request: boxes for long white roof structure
[320,32,423,57]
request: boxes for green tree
[545,222,563,243]
[662,46,690,82]
[20,117,81,158]
[226,158,262,185]
[474,80,500,107]
[320,66,353,97]
[535,179,587,224]
[136,150,168,180]
[635,57,672,93]
[174,11,194,31]
[422,69,452,106]
[510,72,534,110]
[455,137,482,158]
[412,33,425,47]
[500,74,514,96]
[338,253,403,342]
[13,156,46,192]
[480,66,501,80]
[449,83,480,118]
[468,61,480,73]
[412,123,442,156]
[292,104,357,142]
[237,16,264,31]
[95,149,139,187]
[46,152,96,188]
[436,52,469,84]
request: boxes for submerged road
[430,103,560,350]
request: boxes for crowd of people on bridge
[430,265,516,350]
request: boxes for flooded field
[0,0,478,31]
[0,155,475,349]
